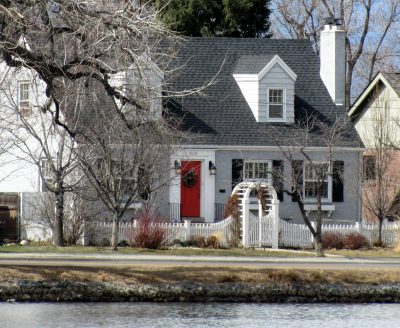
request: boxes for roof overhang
[349,72,398,118]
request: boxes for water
[1,302,400,328]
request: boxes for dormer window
[268,88,285,120]
[233,55,296,123]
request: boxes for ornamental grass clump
[132,212,166,249]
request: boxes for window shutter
[232,159,243,191]
[272,160,284,202]
[332,160,344,202]
[292,160,303,202]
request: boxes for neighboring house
[348,72,400,222]
[0,63,64,241]
[165,20,363,224]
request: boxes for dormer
[110,56,164,120]
[233,55,296,123]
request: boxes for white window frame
[303,161,332,202]
[40,159,53,182]
[243,160,272,183]
[267,88,286,122]
[18,81,30,111]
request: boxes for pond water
[1,302,400,328]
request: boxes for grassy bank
[1,264,400,285]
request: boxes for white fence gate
[248,212,273,247]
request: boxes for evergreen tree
[156,0,271,37]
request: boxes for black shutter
[292,160,303,202]
[332,160,344,202]
[232,159,243,191]
[272,160,284,202]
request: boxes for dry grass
[326,247,400,258]
[1,265,400,285]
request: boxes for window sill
[304,204,335,218]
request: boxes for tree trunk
[378,216,383,246]
[53,189,65,247]
[111,211,120,251]
[315,193,324,257]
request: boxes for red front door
[180,161,201,218]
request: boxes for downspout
[358,150,363,224]
[19,192,23,241]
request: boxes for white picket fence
[88,217,233,246]
[279,220,314,248]
[245,214,400,248]
[87,217,400,249]
[279,220,400,248]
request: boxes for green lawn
[0,244,314,257]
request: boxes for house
[164,19,363,224]
[0,19,363,242]
[348,72,400,222]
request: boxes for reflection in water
[1,303,400,328]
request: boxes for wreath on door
[182,169,198,187]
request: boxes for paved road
[1,253,400,270]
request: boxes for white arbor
[232,181,280,248]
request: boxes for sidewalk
[1,251,400,264]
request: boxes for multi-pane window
[40,159,54,192]
[18,81,30,111]
[268,89,284,119]
[244,161,270,181]
[304,163,329,199]
[363,156,376,181]
[40,159,53,180]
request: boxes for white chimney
[320,18,345,106]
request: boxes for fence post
[310,221,315,245]
[80,221,89,246]
[242,199,250,247]
[184,220,191,241]
[355,221,361,233]
[272,199,280,249]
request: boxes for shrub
[194,236,207,248]
[132,212,166,249]
[224,194,241,247]
[343,232,370,250]
[118,240,129,247]
[322,232,345,249]
[99,237,110,247]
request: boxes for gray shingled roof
[233,54,277,75]
[166,37,361,148]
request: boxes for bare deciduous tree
[359,91,400,244]
[71,80,177,250]
[271,0,400,110]
[272,114,350,256]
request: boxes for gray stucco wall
[215,149,362,224]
